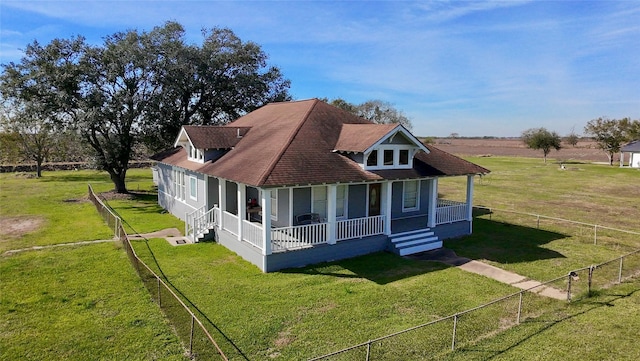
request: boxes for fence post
[567,273,572,302]
[618,257,624,284]
[366,340,371,361]
[451,314,458,351]
[189,315,195,356]
[517,291,523,324]
[593,225,598,245]
[157,277,161,307]
[588,266,594,295]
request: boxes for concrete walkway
[128,227,191,246]
[408,248,566,300]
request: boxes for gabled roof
[334,123,429,154]
[153,99,489,187]
[622,140,640,152]
[334,124,399,153]
[177,125,250,149]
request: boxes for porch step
[389,229,442,256]
[194,223,216,242]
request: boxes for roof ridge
[255,99,320,186]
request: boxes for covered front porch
[186,175,475,258]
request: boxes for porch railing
[336,215,385,241]
[186,206,219,242]
[271,223,328,251]
[185,205,205,241]
[242,220,264,250]
[222,211,238,235]
[436,199,468,225]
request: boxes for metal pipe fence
[309,209,640,360]
[87,185,228,360]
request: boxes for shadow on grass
[447,217,567,264]
[109,208,251,360]
[452,286,640,360]
[280,251,451,285]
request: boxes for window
[336,185,347,219]
[270,189,278,221]
[403,180,419,211]
[399,149,409,165]
[189,176,197,200]
[312,186,327,220]
[367,150,378,166]
[173,169,186,201]
[383,149,394,165]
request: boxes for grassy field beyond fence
[0,169,187,360]
[2,157,639,360]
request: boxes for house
[621,140,640,168]
[152,99,489,272]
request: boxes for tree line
[0,22,291,190]
[522,117,639,164]
[0,21,413,190]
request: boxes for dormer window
[187,144,204,163]
[399,149,409,165]
[364,145,415,170]
[367,150,378,166]
[383,149,394,165]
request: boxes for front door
[368,183,381,216]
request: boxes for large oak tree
[1,22,290,192]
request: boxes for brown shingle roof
[182,125,250,149]
[152,99,490,187]
[334,123,399,153]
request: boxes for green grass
[0,243,186,360]
[440,157,640,281]
[0,169,187,360]
[444,278,640,361]
[3,159,640,360]
[131,238,529,359]
[118,157,640,360]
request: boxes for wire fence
[309,208,640,361]
[475,206,640,251]
[88,184,640,361]
[87,184,228,360]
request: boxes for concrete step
[389,228,442,256]
[390,231,435,244]
[398,241,443,256]
[394,236,439,248]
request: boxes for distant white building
[621,140,640,168]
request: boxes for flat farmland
[432,138,610,163]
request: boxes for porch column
[466,175,474,221]
[218,179,226,230]
[427,178,438,227]
[327,185,337,244]
[384,181,393,235]
[261,189,272,255]
[237,183,246,241]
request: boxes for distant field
[433,138,611,163]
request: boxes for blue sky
[1,1,639,137]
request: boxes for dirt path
[3,239,118,255]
